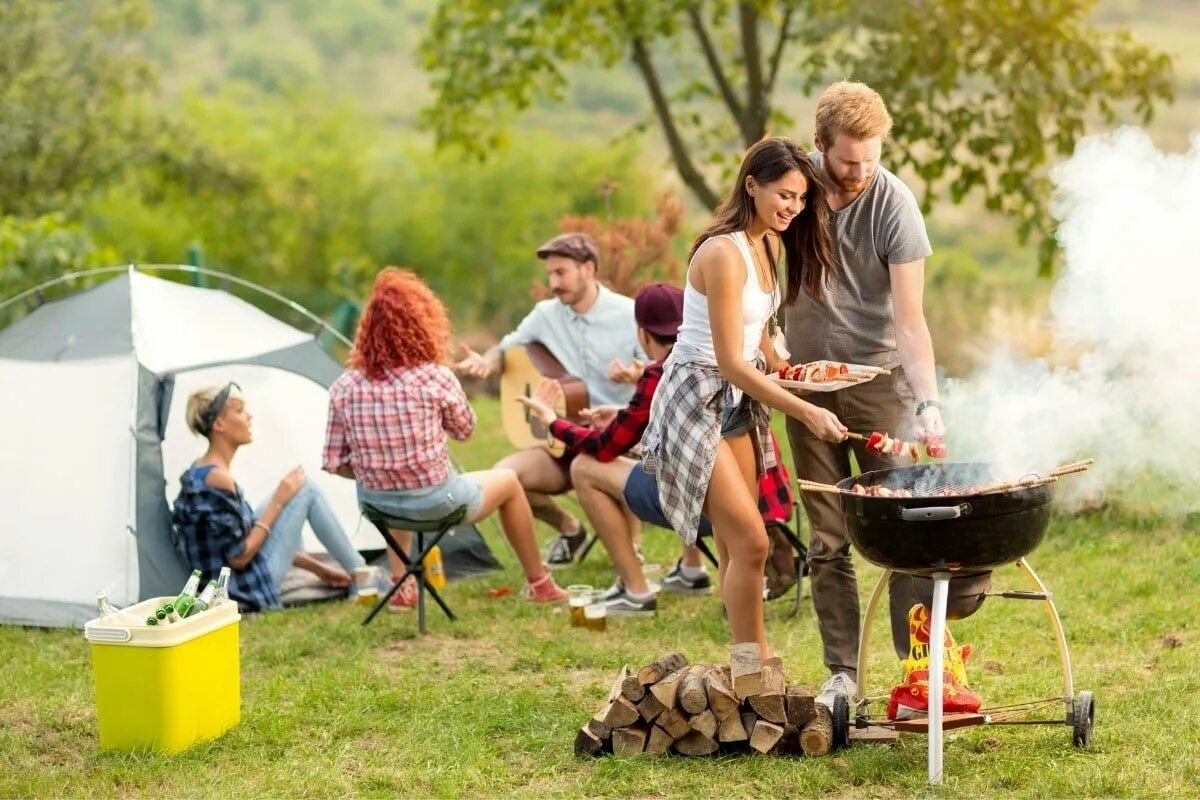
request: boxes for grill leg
[1015,558,1074,706]
[855,569,891,705]
[928,571,951,785]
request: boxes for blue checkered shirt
[171,464,279,611]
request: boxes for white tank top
[675,231,780,364]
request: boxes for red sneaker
[387,576,418,613]
[521,573,568,602]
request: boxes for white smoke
[941,128,1200,509]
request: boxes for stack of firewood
[575,647,836,758]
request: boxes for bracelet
[252,521,271,535]
[915,400,942,417]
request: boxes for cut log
[774,724,804,756]
[612,722,649,756]
[688,708,718,739]
[763,655,784,673]
[749,719,785,754]
[649,670,683,709]
[717,710,748,743]
[748,664,786,723]
[574,726,604,757]
[740,710,759,744]
[621,673,647,703]
[730,643,763,699]
[608,665,631,703]
[800,705,833,756]
[646,724,674,756]
[674,730,719,756]
[598,697,640,729]
[636,690,667,723]
[785,684,817,727]
[678,665,709,714]
[586,716,612,740]
[849,725,900,745]
[704,668,740,721]
[657,708,691,740]
[637,651,688,685]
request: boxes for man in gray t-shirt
[783,82,947,710]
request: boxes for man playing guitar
[455,232,643,565]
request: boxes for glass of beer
[568,585,593,628]
[584,602,607,632]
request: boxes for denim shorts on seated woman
[357,473,484,526]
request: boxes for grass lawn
[2,397,1198,798]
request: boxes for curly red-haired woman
[322,268,566,608]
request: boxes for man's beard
[823,159,871,193]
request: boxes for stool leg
[416,531,427,634]
[362,526,416,626]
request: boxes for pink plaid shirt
[322,364,476,491]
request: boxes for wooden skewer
[1048,458,1094,477]
[797,479,842,494]
[843,432,866,441]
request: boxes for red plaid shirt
[548,361,793,523]
[322,364,475,491]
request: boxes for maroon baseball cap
[634,282,684,338]
[536,232,600,265]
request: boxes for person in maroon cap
[517,283,797,616]
[455,232,644,566]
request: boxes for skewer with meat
[776,361,850,383]
[864,431,948,461]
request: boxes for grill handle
[900,503,971,522]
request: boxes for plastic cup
[584,602,607,632]
[568,585,593,628]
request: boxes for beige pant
[785,368,920,679]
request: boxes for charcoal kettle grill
[832,462,1095,785]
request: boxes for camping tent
[0,266,497,628]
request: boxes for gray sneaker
[604,589,657,617]
[816,672,857,711]
[596,579,625,602]
[660,559,712,594]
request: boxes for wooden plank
[730,643,763,699]
[612,722,649,756]
[784,684,816,728]
[688,708,718,739]
[891,713,987,733]
[748,664,786,723]
[637,651,688,685]
[749,719,785,754]
[574,726,604,757]
[649,670,683,709]
[849,725,899,745]
[705,668,740,721]
[636,690,667,723]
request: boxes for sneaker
[386,576,418,613]
[604,589,657,617]
[660,559,712,594]
[521,573,568,602]
[546,528,588,567]
[597,579,625,603]
[816,672,857,711]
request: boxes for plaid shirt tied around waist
[642,351,777,546]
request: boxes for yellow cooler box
[84,597,241,753]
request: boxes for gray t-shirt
[785,156,932,368]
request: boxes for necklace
[746,232,776,295]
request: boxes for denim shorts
[720,389,755,438]
[357,473,484,525]
[623,462,714,538]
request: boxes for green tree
[420,0,1173,270]
[0,0,158,216]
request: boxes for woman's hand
[799,403,848,444]
[319,564,352,589]
[273,466,306,507]
[515,377,562,426]
[580,405,621,428]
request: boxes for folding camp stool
[359,502,467,632]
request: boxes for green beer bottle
[164,603,181,623]
[172,570,202,617]
[146,615,158,626]
[155,608,168,624]
[188,581,218,617]
[213,567,231,606]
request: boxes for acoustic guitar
[499,343,589,456]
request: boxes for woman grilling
[641,137,847,658]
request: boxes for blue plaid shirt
[171,464,279,611]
